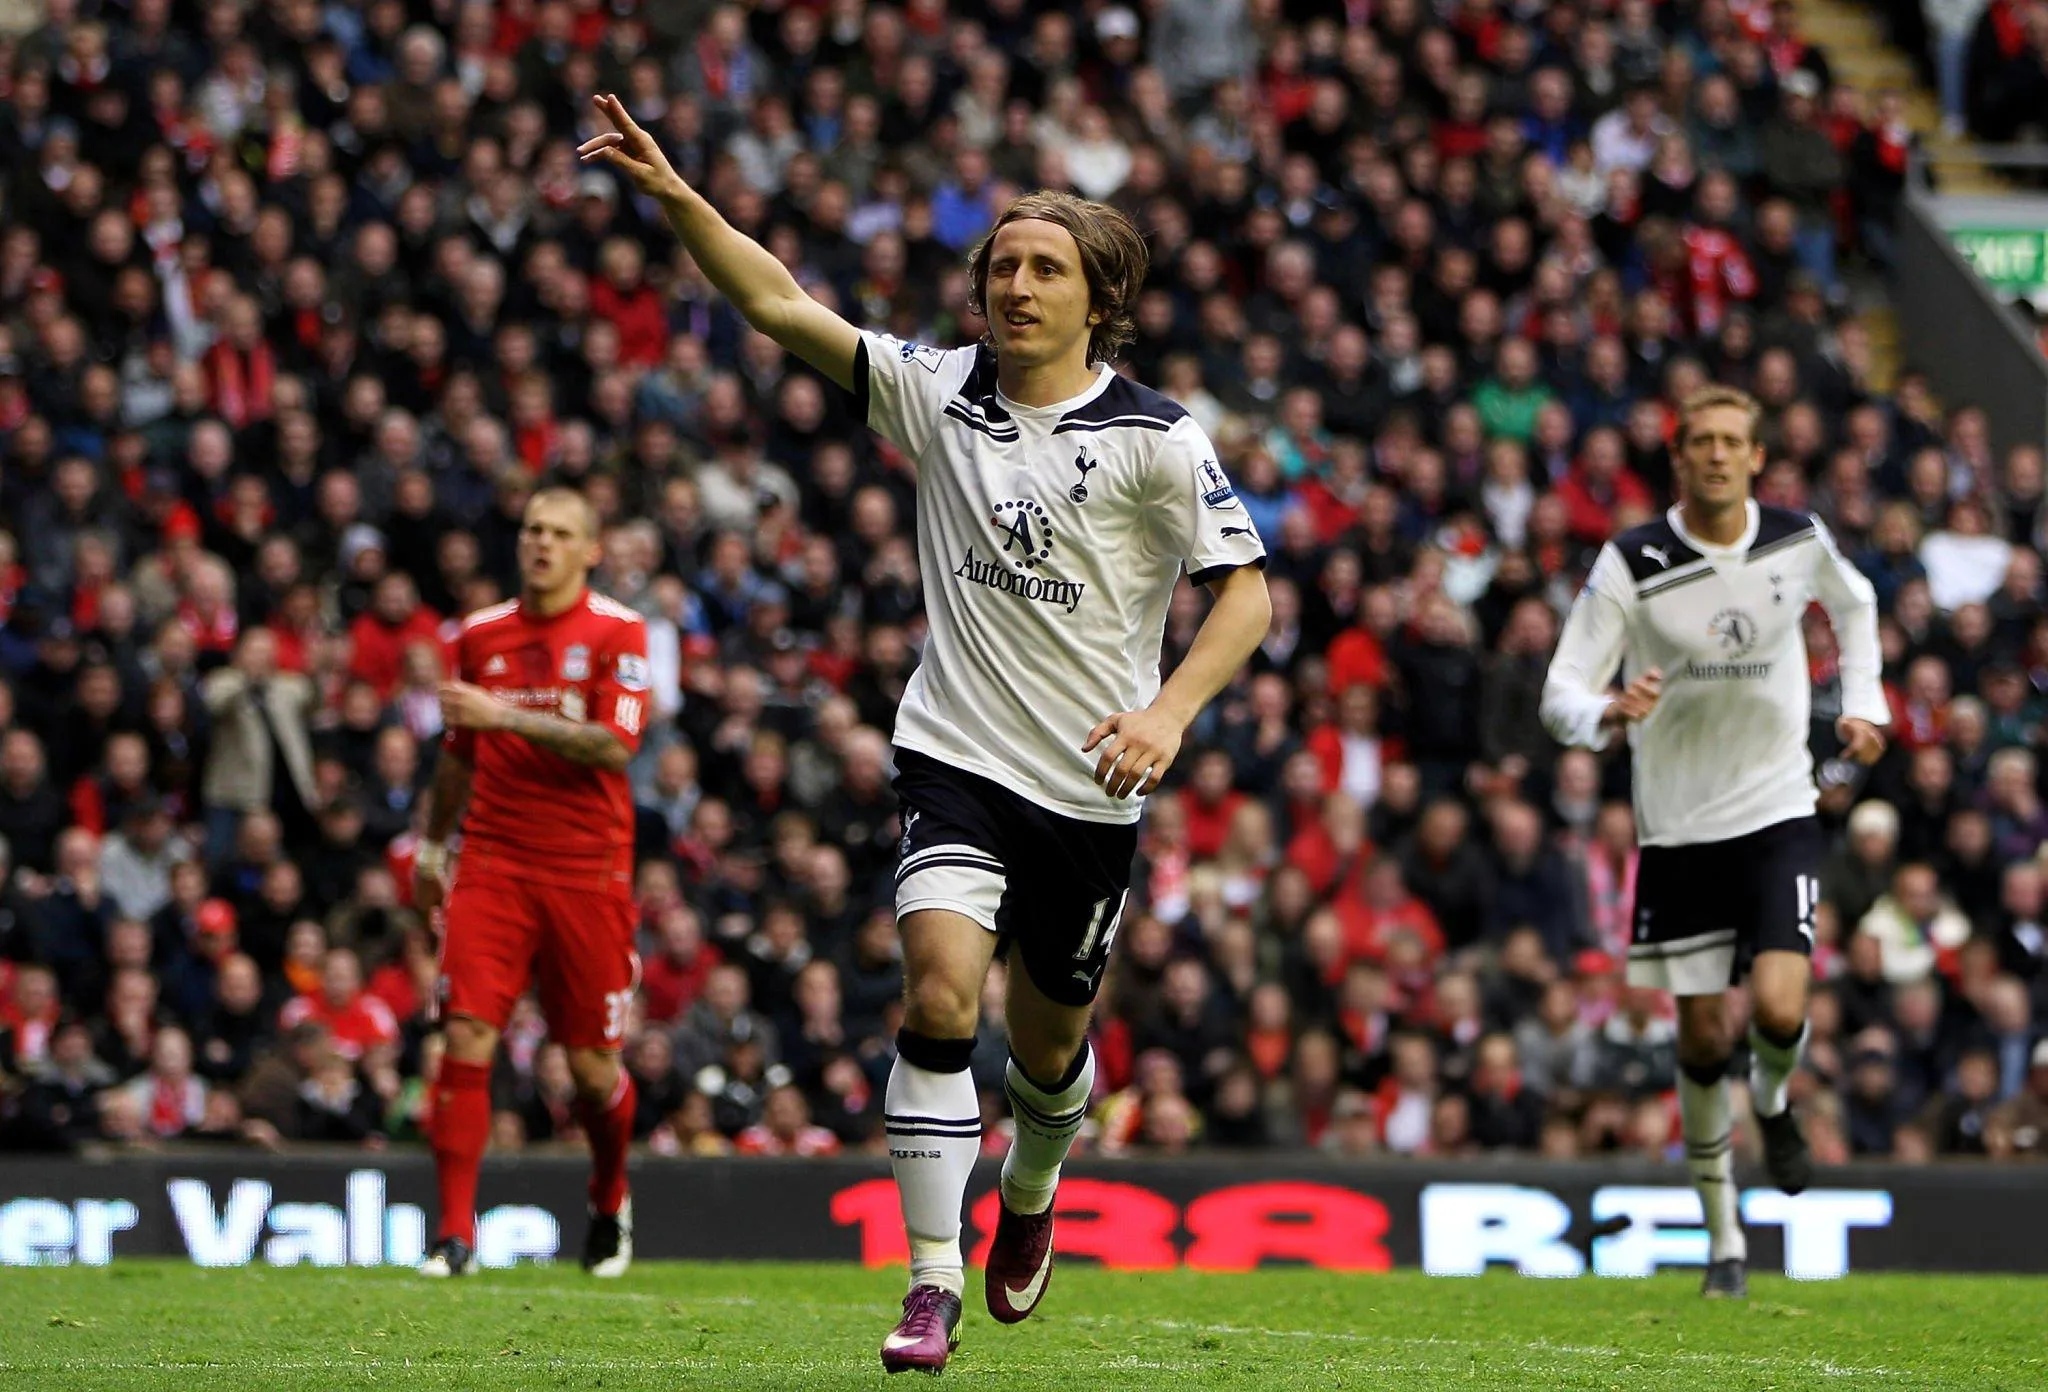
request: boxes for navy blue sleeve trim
[850,335,871,427]
[1189,555,1269,589]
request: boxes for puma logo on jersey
[1221,526,1254,538]
[482,655,507,676]
[1641,544,1670,569]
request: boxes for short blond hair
[1679,385,1764,449]
[527,485,600,540]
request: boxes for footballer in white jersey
[1541,385,1888,1302]
[580,98,1273,1371]
[856,333,1268,824]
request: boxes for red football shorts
[439,868,638,1050]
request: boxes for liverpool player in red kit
[413,487,650,1278]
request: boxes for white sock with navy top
[1679,1057,1747,1263]
[1749,1020,1807,1118]
[886,1030,982,1298]
[1000,1043,1095,1216]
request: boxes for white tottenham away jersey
[1541,502,1889,847]
[857,332,1268,824]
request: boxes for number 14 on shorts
[1074,893,1127,961]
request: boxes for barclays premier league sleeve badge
[1198,460,1240,509]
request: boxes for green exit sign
[1952,228,2048,291]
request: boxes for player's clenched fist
[1836,716,1887,764]
[577,93,687,201]
[1084,707,1183,800]
[1602,667,1663,730]
[439,680,508,732]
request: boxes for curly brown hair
[965,191,1149,367]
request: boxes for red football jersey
[445,590,650,893]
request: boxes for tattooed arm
[438,681,632,772]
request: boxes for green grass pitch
[2,1262,2042,1390]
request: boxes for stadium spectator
[1824,801,1902,932]
[10,1020,115,1151]
[1860,862,1975,982]
[278,948,400,1063]
[122,1024,207,1139]
[734,1081,841,1155]
[98,796,187,922]
[200,631,319,856]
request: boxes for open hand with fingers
[1083,707,1184,800]
[577,93,687,201]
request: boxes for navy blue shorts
[1630,816,1822,995]
[891,748,1139,1007]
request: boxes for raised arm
[579,94,860,390]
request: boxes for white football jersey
[1541,502,1888,847]
[857,332,1268,824]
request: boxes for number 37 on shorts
[439,874,641,1051]
[603,989,633,1043]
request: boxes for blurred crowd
[1872,0,2048,140]
[0,0,2044,1169]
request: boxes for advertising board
[3,1155,2039,1276]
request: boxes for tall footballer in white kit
[580,97,1272,1370]
[1542,386,1888,1299]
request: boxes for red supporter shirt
[640,944,722,1025]
[589,280,669,367]
[1682,226,1757,338]
[366,960,421,1024]
[1557,463,1654,545]
[349,606,445,698]
[735,1123,842,1157]
[279,990,399,1061]
[1324,629,1388,694]
[445,590,650,894]
[1182,790,1246,862]
[1334,894,1446,971]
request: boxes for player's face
[982,218,1100,370]
[517,497,601,596]
[1677,404,1764,512]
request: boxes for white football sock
[1748,1021,1806,1118]
[886,1035,982,1298]
[1000,1043,1095,1216]
[1679,1065,1746,1263]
